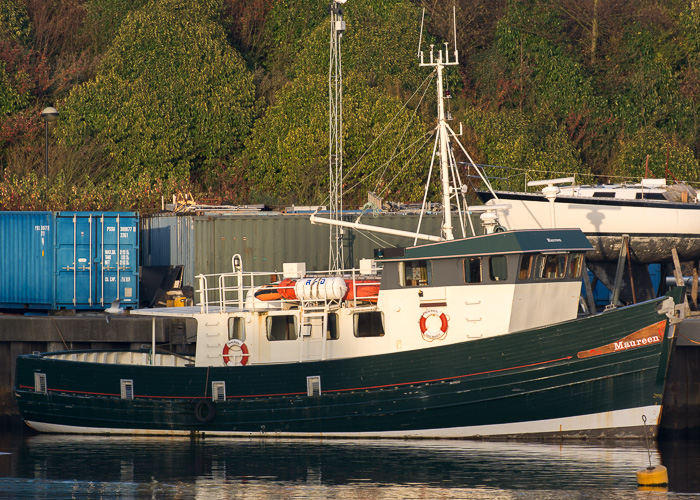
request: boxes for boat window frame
[568,252,584,278]
[326,312,340,340]
[266,314,299,341]
[398,260,432,287]
[353,311,385,338]
[489,255,508,282]
[463,257,482,284]
[534,253,568,280]
[518,254,535,281]
[228,316,246,342]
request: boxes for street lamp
[40,106,59,180]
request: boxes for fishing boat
[13,6,685,439]
[477,177,700,264]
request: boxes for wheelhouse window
[267,315,298,341]
[568,253,584,278]
[489,256,508,281]
[519,254,534,280]
[535,254,567,280]
[354,311,385,337]
[228,317,246,341]
[463,257,482,284]
[399,260,432,286]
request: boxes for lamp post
[40,107,59,180]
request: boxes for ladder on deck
[299,304,330,362]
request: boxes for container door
[0,212,56,309]
[55,213,97,308]
[55,212,139,309]
[96,213,139,309]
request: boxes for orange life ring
[222,339,249,366]
[419,310,448,341]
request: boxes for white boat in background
[477,177,700,264]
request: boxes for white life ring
[222,339,250,366]
[419,309,449,341]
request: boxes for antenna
[329,0,346,271]
[417,8,425,58]
[453,5,457,55]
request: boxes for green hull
[14,294,679,438]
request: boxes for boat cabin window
[535,254,567,280]
[399,260,432,286]
[489,256,508,281]
[463,257,482,284]
[635,192,666,200]
[592,192,616,198]
[267,315,298,341]
[354,311,385,338]
[519,254,534,280]
[568,253,584,278]
[327,313,339,340]
[228,317,246,342]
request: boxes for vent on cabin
[212,381,226,402]
[120,379,134,400]
[306,376,321,397]
[34,373,47,394]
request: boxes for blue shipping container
[0,211,139,310]
[0,212,56,308]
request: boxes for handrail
[194,265,382,312]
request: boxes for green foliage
[242,71,431,206]
[58,0,255,185]
[0,60,27,114]
[82,0,150,54]
[494,0,597,115]
[610,127,700,183]
[0,0,31,44]
[2,0,700,210]
[0,168,189,212]
[460,106,593,191]
[292,0,430,96]
[263,0,328,76]
[609,24,683,135]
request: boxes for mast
[329,0,346,271]
[420,43,459,241]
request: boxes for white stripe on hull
[25,405,661,439]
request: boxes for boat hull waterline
[14,293,679,439]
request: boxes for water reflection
[1,431,698,499]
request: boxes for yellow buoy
[637,465,668,487]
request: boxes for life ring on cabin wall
[419,310,449,341]
[222,339,249,366]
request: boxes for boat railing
[195,260,381,314]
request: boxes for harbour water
[1,429,699,499]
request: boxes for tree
[610,126,700,183]
[459,106,594,191]
[58,0,255,186]
[242,71,432,207]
